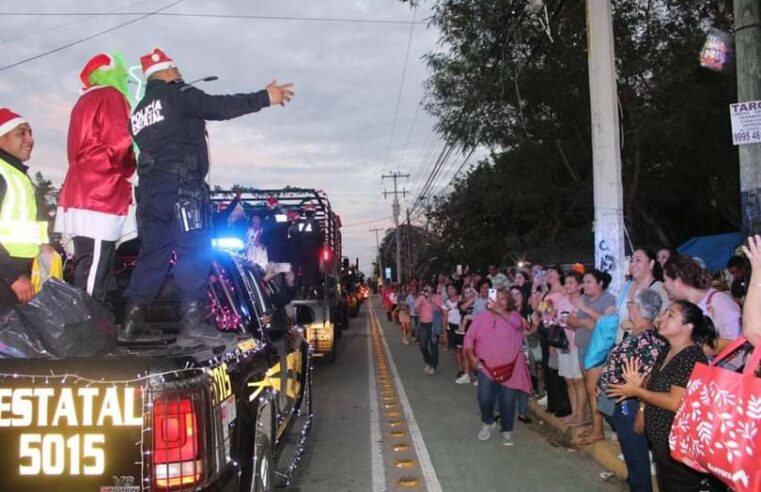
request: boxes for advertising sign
[730,100,761,145]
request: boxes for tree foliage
[418,0,739,270]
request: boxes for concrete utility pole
[382,172,409,284]
[586,0,626,294]
[735,0,761,236]
[370,227,385,287]
[406,208,413,279]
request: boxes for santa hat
[303,203,316,213]
[140,48,175,78]
[265,196,278,208]
[79,53,115,88]
[0,108,27,137]
[286,210,300,221]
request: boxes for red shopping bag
[669,337,761,492]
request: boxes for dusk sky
[1,0,479,274]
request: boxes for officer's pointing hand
[266,79,295,107]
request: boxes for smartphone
[488,288,497,302]
[274,262,292,273]
[456,264,463,275]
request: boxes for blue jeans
[604,399,652,492]
[418,322,439,369]
[477,371,517,432]
[517,391,529,417]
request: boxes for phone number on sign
[733,130,761,144]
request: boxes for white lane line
[367,311,387,492]
[372,308,443,492]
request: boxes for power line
[0,11,426,25]
[382,7,417,169]
[342,216,392,228]
[0,0,185,72]
[0,0,157,44]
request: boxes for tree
[420,0,738,266]
[34,171,58,234]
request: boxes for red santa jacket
[55,86,135,241]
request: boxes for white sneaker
[423,365,431,374]
[473,379,478,386]
[502,432,514,446]
[455,373,471,384]
[428,367,437,376]
[477,422,496,441]
[537,395,548,406]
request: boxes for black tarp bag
[0,279,116,358]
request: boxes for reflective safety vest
[0,156,48,258]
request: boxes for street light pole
[370,227,385,287]
[586,0,626,294]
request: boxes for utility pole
[735,0,761,235]
[406,208,413,279]
[586,0,625,294]
[382,172,409,284]
[370,227,385,287]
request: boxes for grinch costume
[54,53,136,305]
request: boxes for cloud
[1,0,446,275]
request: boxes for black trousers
[651,442,727,492]
[73,236,116,305]
[540,331,571,414]
[124,173,211,306]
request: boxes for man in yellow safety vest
[0,108,49,311]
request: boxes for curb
[529,400,660,491]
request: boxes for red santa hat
[140,48,175,78]
[79,53,115,88]
[0,108,27,137]
[265,196,279,208]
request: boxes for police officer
[122,48,294,346]
[0,108,49,311]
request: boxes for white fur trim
[144,61,174,78]
[0,117,26,137]
[54,206,136,242]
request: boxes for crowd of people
[379,243,760,492]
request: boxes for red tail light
[153,397,203,489]
[322,247,332,262]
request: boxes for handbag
[583,282,630,370]
[669,337,761,492]
[484,357,517,383]
[546,323,569,349]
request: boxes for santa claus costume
[55,53,136,305]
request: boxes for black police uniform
[124,78,270,332]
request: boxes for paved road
[286,298,623,492]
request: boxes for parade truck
[0,247,313,492]
[210,188,347,363]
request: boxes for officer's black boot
[177,301,237,347]
[120,303,163,341]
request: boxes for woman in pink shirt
[464,289,532,446]
[415,283,442,375]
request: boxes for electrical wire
[0,0,157,44]
[342,216,393,228]
[382,7,417,169]
[0,11,425,25]
[0,0,185,72]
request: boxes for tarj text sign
[730,100,761,145]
